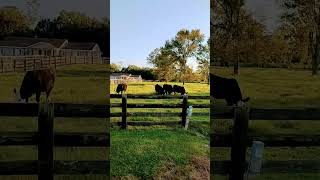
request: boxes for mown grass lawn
[110,81,210,178]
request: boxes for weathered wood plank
[111,121,181,126]
[127,104,183,108]
[0,103,107,117]
[0,161,37,175]
[230,106,249,180]
[110,94,210,99]
[211,134,320,147]
[38,103,54,180]
[54,104,107,118]
[250,107,320,120]
[0,132,109,146]
[121,94,127,129]
[0,160,109,175]
[210,160,320,174]
[261,160,320,173]
[127,112,181,117]
[54,161,109,175]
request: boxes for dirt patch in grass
[156,155,209,180]
[111,175,139,180]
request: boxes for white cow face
[13,88,25,103]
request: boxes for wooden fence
[210,105,320,179]
[110,94,210,129]
[0,103,109,179]
[0,56,109,73]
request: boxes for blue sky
[111,0,209,68]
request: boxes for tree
[280,0,320,75]
[25,0,40,26]
[211,0,245,75]
[0,6,31,38]
[196,43,209,82]
[148,29,205,83]
[110,63,121,73]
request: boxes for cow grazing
[116,83,127,94]
[163,84,173,95]
[173,85,186,95]
[155,84,165,95]
[210,74,249,106]
[14,67,56,103]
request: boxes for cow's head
[13,88,28,103]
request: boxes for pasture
[1,66,320,179]
[211,67,320,180]
[0,64,109,180]
[110,82,210,178]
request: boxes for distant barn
[110,73,143,84]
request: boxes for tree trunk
[312,44,320,75]
[312,36,319,75]
[234,55,240,75]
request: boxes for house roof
[111,73,131,76]
[62,42,97,50]
[1,37,67,48]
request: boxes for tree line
[110,63,209,83]
[211,0,320,75]
[0,6,110,57]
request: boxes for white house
[110,73,143,84]
[0,37,102,59]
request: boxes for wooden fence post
[24,57,27,72]
[121,94,127,129]
[13,59,16,72]
[33,58,36,70]
[1,58,3,73]
[181,94,188,127]
[54,57,56,69]
[92,54,94,64]
[38,103,54,180]
[230,105,249,180]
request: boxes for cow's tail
[242,97,250,102]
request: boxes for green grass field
[110,81,210,179]
[1,66,320,179]
[0,64,109,180]
[211,67,320,180]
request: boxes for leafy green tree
[148,29,205,83]
[196,43,209,82]
[110,63,121,73]
[280,0,320,75]
[0,6,31,38]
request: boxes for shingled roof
[1,37,67,48]
[62,42,97,50]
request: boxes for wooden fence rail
[0,103,109,179]
[110,94,209,129]
[0,56,109,73]
[211,105,320,179]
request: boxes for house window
[39,50,42,55]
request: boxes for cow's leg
[36,92,41,103]
[226,98,233,106]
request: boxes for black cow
[14,67,56,103]
[116,83,127,94]
[173,85,186,95]
[163,84,173,95]
[155,84,165,95]
[210,74,249,106]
